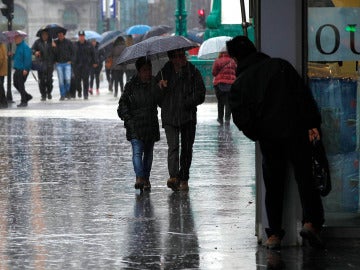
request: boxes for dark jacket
[73,40,96,72]
[117,75,160,142]
[230,52,321,141]
[53,38,74,63]
[31,38,54,68]
[156,61,206,127]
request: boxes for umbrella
[197,36,232,59]
[125,24,151,35]
[187,29,204,44]
[98,30,123,50]
[75,30,103,42]
[141,25,172,41]
[117,35,199,65]
[0,32,8,43]
[3,30,27,43]
[36,23,67,39]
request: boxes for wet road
[0,76,360,269]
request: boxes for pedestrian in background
[110,36,126,98]
[13,34,32,107]
[89,39,103,95]
[157,49,206,192]
[31,29,55,101]
[212,49,236,125]
[73,30,97,100]
[0,42,8,108]
[117,57,161,192]
[227,35,324,249]
[52,29,74,100]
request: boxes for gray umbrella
[0,32,8,43]
[141,25,172,41]
[116,35,198,65]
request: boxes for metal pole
[240,0,248,37]
[175,0,187,36]
[6,15,13,102]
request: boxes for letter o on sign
[316,24,340,55]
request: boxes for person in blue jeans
[117,57,161,191]
[52,30,74,100]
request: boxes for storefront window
[308,0,360,227]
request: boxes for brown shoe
[179,181,189,191]
[300,222,324,248]
[264,235,281,250]
[167,177,180,191]
[134,177,145,190]
[144,179,151,191]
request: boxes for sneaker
[264,235,281,250]
[59,96,65,101]
[96,89,100,95]
[17,102,28,107]
[134,177,145,191]
[179,181,189,191]
[88,88,93,95]
[77,92,82,98]
[144,179,151,191]
[41,96,46,101]
[47,93,52,100]
[217,118,223,125]
[167,177,180,191]
[300,222,324,248]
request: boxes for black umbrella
[141,25,172,41]
[117,35,198,65]
[36,24,67,39]
[98,30,123,50]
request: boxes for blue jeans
[130,139,154,179]
[56,62,71,97]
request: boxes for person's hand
[35,51,41,57]
[52,40,56,47]
[309,128,320,142]
[23,70,28,76]
[158,80,167,89]
[93,64,98,68]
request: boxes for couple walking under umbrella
[117,36,206,192]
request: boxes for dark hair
[167,49,185,59]
[226,35,257,61]
[135,57,152,71]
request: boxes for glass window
[308,0,360,227]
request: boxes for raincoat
[156,61,206,127]
[117,75,160,142]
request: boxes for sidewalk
[0,73,359,269]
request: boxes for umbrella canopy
[197,36,233,59]
[0,32,9,43]
[3,30,27,43]
[75,30,103,42]
[117,35,199,65]
[141,25,172,41]
[36,24,67,39]
[125,24,151,35]
[98,30,123,50]
[187,29,205,44]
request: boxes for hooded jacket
[212,53,237,86]
[230,52,321,141]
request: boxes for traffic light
[198,9,206,28]
[1,0,14,20]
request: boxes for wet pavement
[0,75,360,269]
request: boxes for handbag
[311,138,331,196]
[31,58,43,71]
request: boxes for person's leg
[82,70,90,99]
[89,67,95,89]
[143,142,155,180]
[13,70,27,104]
[259,139,287,239]
[46,67,54,99]
[131,139,146,190]
[64,63,72,96]
[119,70,124,95]
[290,134,324,229]
[95,65,102,90]
[0,76,7,107]
[215,86,224,124]
[38,70,46,100]
[56,63,66,98]
[178,121,196,182]
[112,70,119,97]
[164,125,180,179]
[224,92,231,122]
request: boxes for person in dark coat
[52,30,74,100]
[110,36,126,97]
[32,30,55,101]
[117,57,161,192]
[212,50,237,125]
[157,49,206,192]
[73,30,97,99]
[226,35,324,249]
[89,39,103,95]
